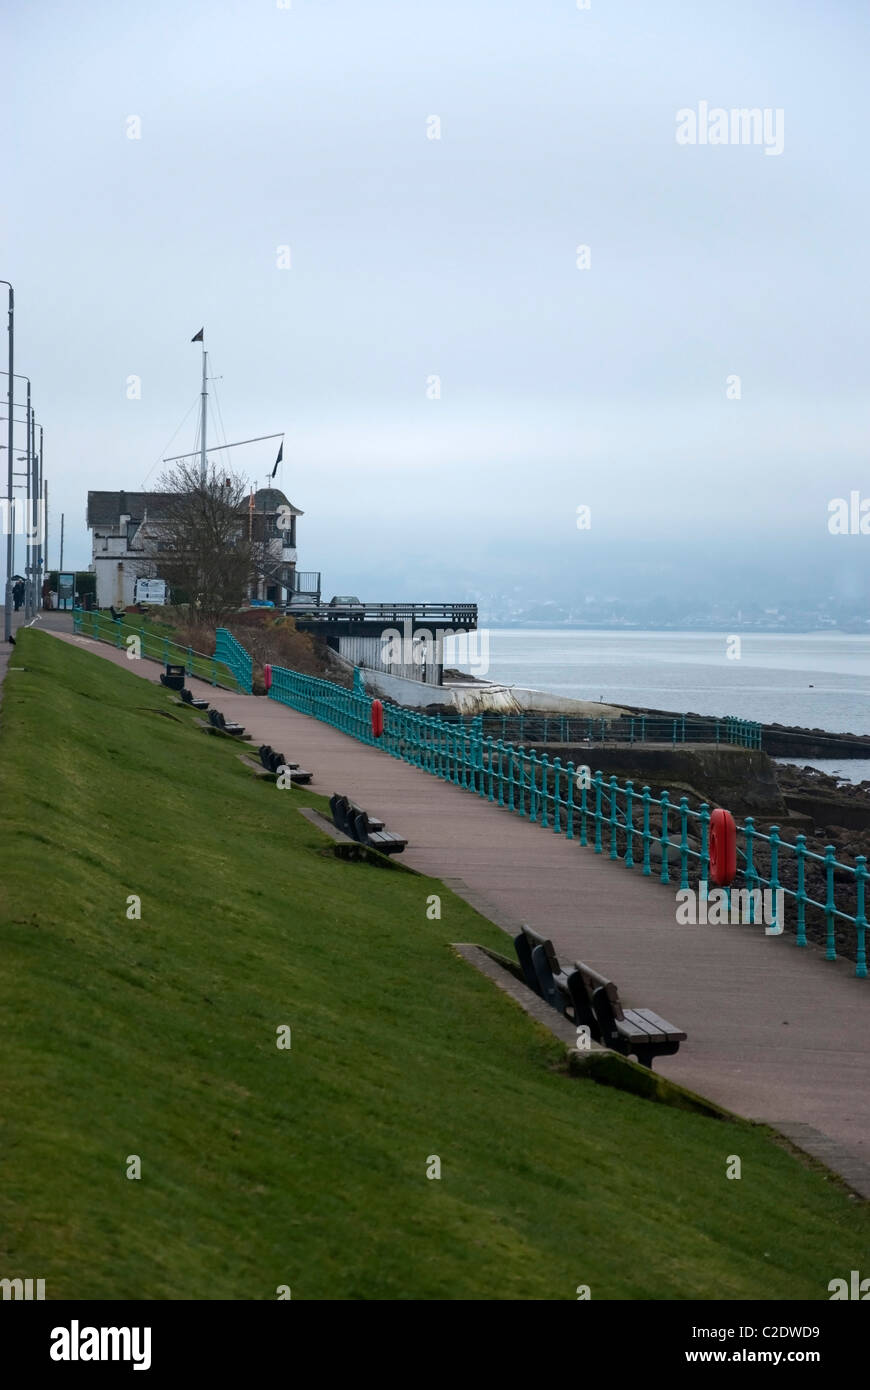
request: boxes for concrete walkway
[42,629,870,1193]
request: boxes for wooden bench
[353,810,406,856]
[514,925,685,1070]
[179,687,209,710]
[256,744,312,784]
[208,707,246,737]
[329,795,386,837]
[570,960,686,1069]
[329,795,385,835]
[329,794,405,855]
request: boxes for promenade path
[39,627,870,1193]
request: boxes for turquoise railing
[214,628,253,694]
[72,607,238,690]
[268,662,867,978]
[459,712,763,750]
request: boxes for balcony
[287,570,322,607]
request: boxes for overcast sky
[2,0,868,600]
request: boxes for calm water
[448,629,870,784]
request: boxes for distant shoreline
[476,624,870,637]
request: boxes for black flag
[191,327,204,342]
[270,441,283,479]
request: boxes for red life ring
[371,699,384,738]
[709,808,737,886]
[263,663,272,692]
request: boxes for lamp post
[0,376,42,621]
[24,385,33,619]
[36,425,44,611]
[0,368,34,624]
[1,281,13,641]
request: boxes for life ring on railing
[371,699,384,739]
[709,808,737,886]
[263,664,272,693]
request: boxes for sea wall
[359,666,520,712]
[550,744,786,817]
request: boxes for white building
[86,488,317,609]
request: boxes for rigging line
[208,396,231,468]
[140,397,200,488]
[211,372,234,474]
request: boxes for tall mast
[200,340,208,485]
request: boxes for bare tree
[143,462,253,623]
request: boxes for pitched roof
[86,491,175,529]
[88,487,305,530]
[251,488,303,516]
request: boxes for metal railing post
[593,770,603,854]
[679,796,690,890]
[855,856,867,979]
[795,834,808,947]
[659,791,670,884]
[824,844,837,960]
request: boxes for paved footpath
[41,629,870,1192]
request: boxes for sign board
[58,573,75,611]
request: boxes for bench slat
[630,1008,687,1043]
[619,1011,667,1043]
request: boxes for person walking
[12,577,25,611]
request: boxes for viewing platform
[292,601,478,630]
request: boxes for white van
[134,577,167,605]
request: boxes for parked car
[328,595,363,607]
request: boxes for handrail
[461,711,763,751]
[214,628,253,693]
[292,602,478,624]
[72,607,239,690]
[266,660,867,977]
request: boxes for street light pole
[43,473,48,609]
[24,382,32,619]
[0,367,34,628]
[37,425,44,609]
[1,281,13,641]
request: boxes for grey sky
[3,0,868,599]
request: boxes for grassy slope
[0,629,866,1300]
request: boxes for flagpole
[199,340,207,486]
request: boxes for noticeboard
[58,573,75,610]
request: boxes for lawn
[0,628,866,1300]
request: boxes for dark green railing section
[72,607,238,690]
[214,628,253,694]
[267,663,866,978]
[455,712,763,750]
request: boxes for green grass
[0,629,866,1300]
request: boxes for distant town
[473,592,870,633]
